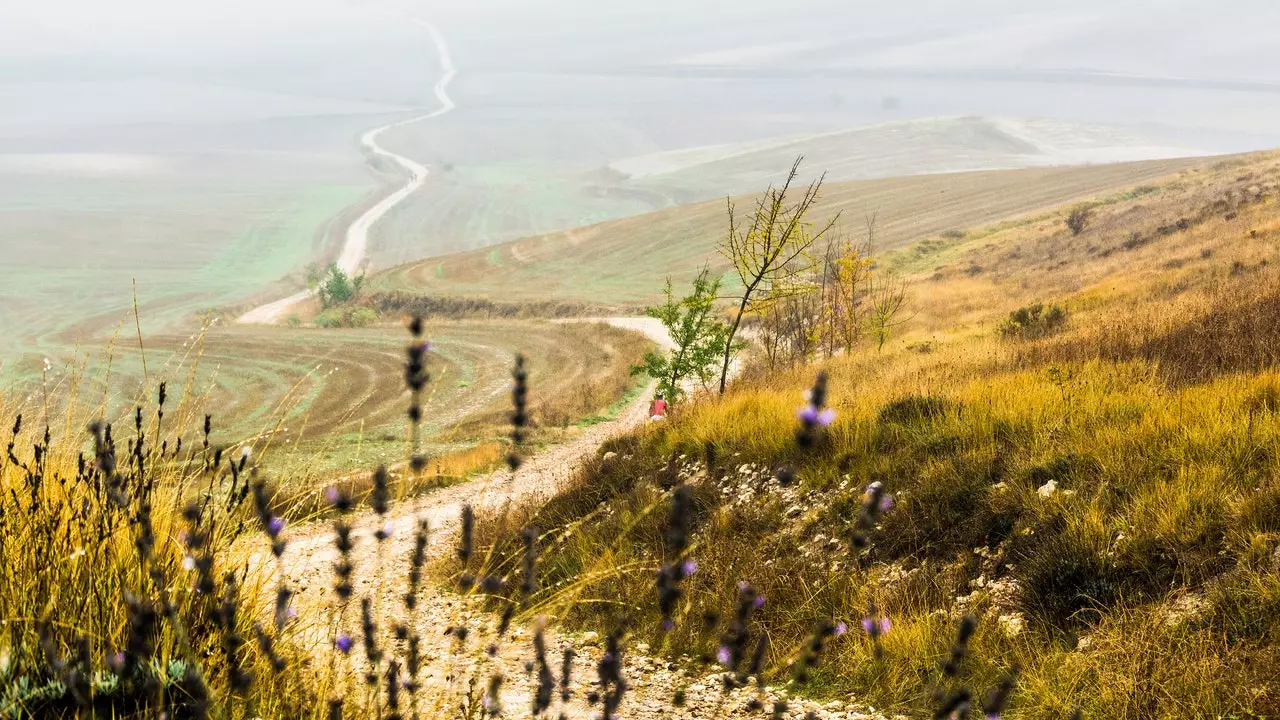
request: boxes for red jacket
[650,398,667,416]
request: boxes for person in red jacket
[649,391,668,421]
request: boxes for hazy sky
[5,0,1280,79]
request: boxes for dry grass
[458,151,1280,719]
[0,379,327,717]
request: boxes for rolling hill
[372,155,1213,309]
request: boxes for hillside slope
[460,151,1280,718]
[372,156,1210,309]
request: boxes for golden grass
[0,378,328,717]
[459,151,1280,718]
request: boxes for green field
[0,161,375,368]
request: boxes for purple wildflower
[662,618,676,632]
[798,405,820,424]
[681,559,698,576]
[717,645,731,665]
[335,634,353,653]
[324,486,339,503]
[834,622,848,636]
[754,594,766,609]
[879,495,896,512]
[861,616,891,635]
[817,408,837,427]
[267,516,285,536]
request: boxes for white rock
[1036,478,1057,497]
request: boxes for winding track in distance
[238,18,457,324]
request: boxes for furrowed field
[372,156,1208,309]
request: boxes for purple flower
[754,594,766,608]
[879,496,896,512]
[681,559,698,577]
[834,622,848,636]
[267,516,285,536]
[799,404,836,426]
[324,486,339,503]
[717,645,731,665]
[335,634,353,653]
[861,616,891,635]
[798,404,820,424]
[662,618,676,632]
[737,581,749,591]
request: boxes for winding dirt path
[241,320,875,719]
[237,18,457,325]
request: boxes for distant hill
[371,155,1213,309]
[609,116,1204,200]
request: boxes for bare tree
[821,214,877,356]
[868,269,911,351]
[717,157,838,392]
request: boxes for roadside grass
[576,376,652,428]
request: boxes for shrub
[1000,303,1068,339]
[1066,204,1094,236]
[314,306,379,328]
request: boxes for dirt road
[237,18,457,325]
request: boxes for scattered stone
[996,613,1026,637]
[1036,478,1057,497]
[1160,593,1209,627]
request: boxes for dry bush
[999,302,1068,340]
[369,291,635,320]
[1065,204,1094,235]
